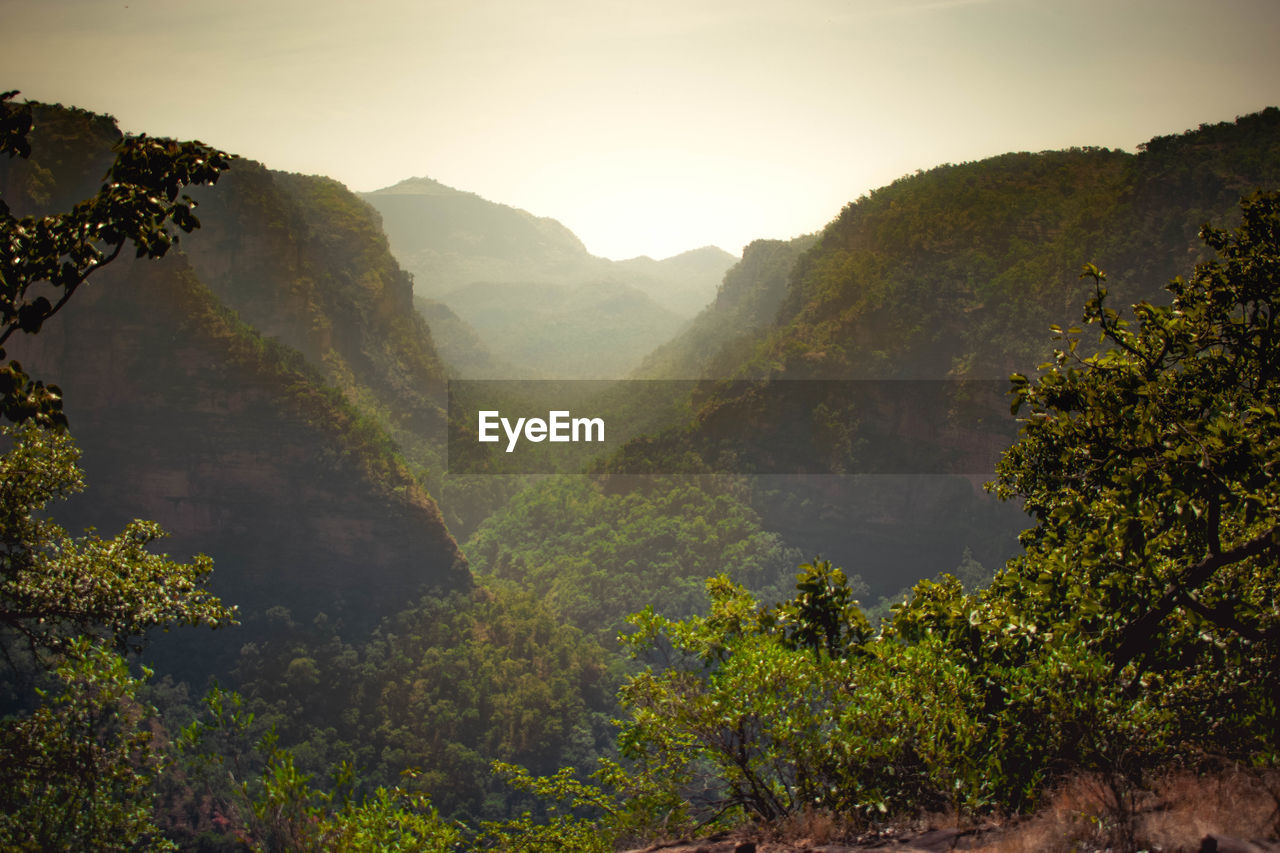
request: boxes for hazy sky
[3,0,1278,259]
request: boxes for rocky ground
[620,828,1280,853]
[616,769,1280,852]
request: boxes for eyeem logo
[448,379,1017,475]
[478,410,605,453]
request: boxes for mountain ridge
[596,106,1280,597]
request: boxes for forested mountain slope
[760,108,1280,384]
[634,235,820,379]
[179,166,451,469]
[595,109,1280,598]
[613,109,1280,466]
[413,295,523,378]
[637,109,1280,394]
[0,104,470,675]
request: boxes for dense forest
[1,89,1279,851]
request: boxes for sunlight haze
[2,0,1278,259]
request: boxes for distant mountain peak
[366,176,473,198]
[674,245,738,260]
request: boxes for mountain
[757,110,1280,385]
[622,108,1280,441]
[465,109,1280,620]
[633,235,820,379]
[0,105,470,675]
[413,296,526,379]
[639,109,1280,396]
[174,164,453,477]
[361,176,595,295]
[600,108,1280,597]
[361,177,736,377]
[611,245,742,316]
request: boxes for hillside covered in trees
[0,103,469,675]
[583,108,1280,596]
[1,91,1279,852]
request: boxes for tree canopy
[995,190,1280,677]
[0,89,235,664]
[0,90,235,850]
[581,193,1280,840]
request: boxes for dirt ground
[618,769,1280,853]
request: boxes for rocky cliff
[179,162,451,469]
[1,104,470,675]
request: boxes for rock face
[184,167,448,428]
[634,235,820,380]
[1,104,470,676]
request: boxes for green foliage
[993,191,1280,726]
[478,756,698,852]
[0,91,231,428]
[620,576,854,822]
[478,764,619,853]
[0,424,234,661]
[466,475,803,640]
[0,91,33,160]
[0,93,236,850]
[879,574,1176,811]
[615,569,1179,826]
[228,582,614,821]
[319,784,463,853]
[0,640,175,851]
[759,559,871,658]
[179,698,465,852]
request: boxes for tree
[0,640,175,850]
[0,88,235,663]
[0,91,235,849]
[0,423,235,665]
[1,90,232,427]
[610,195,1280,832]
[758,558,871,659]
[993,190,1280,714]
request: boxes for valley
[362,176,735,378]
[2,95,1279,850]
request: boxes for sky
[2,0,1279,260]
